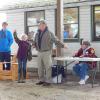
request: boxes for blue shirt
[0,29,13,52]
[63,31,69,39]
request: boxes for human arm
[51,32,67,48]
[13,30,20,44]
[73,48,83,57]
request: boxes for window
[92,5,100,41]
[63,0,80,3]
[63,7,79,42]
[25,11,45,39]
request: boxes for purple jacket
[14,33,30,60]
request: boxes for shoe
[78,80,85,85]
[18,80,21,83]
[85,75,89,82]
[21,80,26,83]
[43,82,51,86]
[36,81,44,85]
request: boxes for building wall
[7,12,25,55]
[45,9,55,34]
[5,1,100,69]
[7,12,24,34]
[6,9,56,68]
[79,5,100,58]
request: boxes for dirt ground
[0,79,100,100]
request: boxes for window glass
[63,8,79,40]
[26,11,45,39]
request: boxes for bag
[52,65,65,83]
[52,65,65,78]
[27,44,32,61]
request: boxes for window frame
[24,10,45,34]
[55,7,80,42]
[92,5,100,41]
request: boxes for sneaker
[21,80,26,83]
[36,81,44,85]
[43,82,51,86]
[18,80,21,83]
[85,75,89,82]
[78,80,85,85]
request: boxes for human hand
[64,45,67,49]
[32,45,35,48]
[80,55,84,58]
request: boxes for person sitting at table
[73,41,97,85]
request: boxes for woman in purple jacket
[13,31,32,83]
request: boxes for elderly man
[0,22,13,70]
[73,41,97,85]
[34,20,66,86]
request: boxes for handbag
[27,44,32,61]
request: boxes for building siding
[7,12,24,55]
[7,12,24,34]
[4,2,100,69]
[45,9,55,34]
[80,6,91,41]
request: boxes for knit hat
[82,41,90,46]
[39,20,47,25]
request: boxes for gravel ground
[0,79,100,100]
[1,55,98,100]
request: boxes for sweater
[0,29,13,52]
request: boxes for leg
[37,52,45,82]
[43,51,52,83]
[0,52,4,62]
[0,52,5,70]
[73,64,81,77]
[4,52,11,70]
[79,63,89,80]
[18,59,22,82]
[22,59,27,80]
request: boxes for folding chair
[89,62,97,88]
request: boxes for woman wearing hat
[73,41,97,85]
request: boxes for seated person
[73,41,97,85]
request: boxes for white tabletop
[54,57,100,62]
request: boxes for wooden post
[0,63,3,71]
[56,0,63,57]
[12,63,18,81]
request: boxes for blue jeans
[73,63,89,80]
[18,59,27,81]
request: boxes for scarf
[83,47,90,56]
[38,27,48,49]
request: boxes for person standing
[0,22,13,70]
[13,31,32,83]
[34,20,67,86]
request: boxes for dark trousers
[0,52,11,70]
[18,59,27,81]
